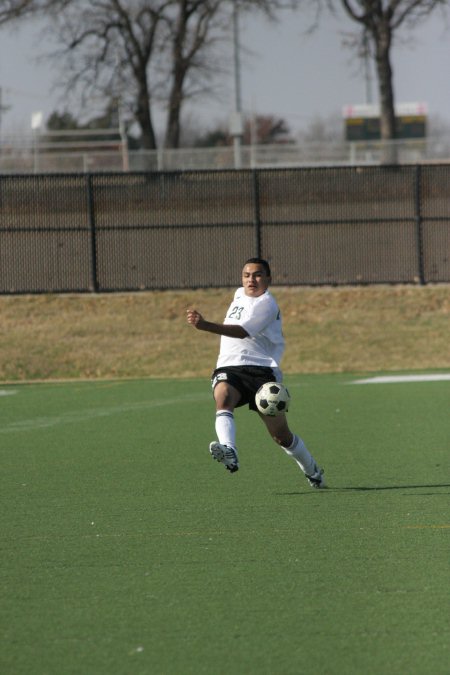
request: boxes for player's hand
[186,309,204,328]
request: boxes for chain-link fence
[0,165,449,293]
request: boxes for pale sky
[0,4,449,139]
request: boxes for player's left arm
[186,309,249,338]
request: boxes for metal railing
[2,137,450,174]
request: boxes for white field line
[0,392,210,434]
[350,374,450,384]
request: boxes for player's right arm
[186,309,248,339]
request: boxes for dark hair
[244,257,271,277]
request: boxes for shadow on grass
[277,483,450,495]
[338,483,450,492]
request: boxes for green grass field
[1,373,449,675]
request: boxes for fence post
[252,169,262,258]
[86,173,99,292]
[414,164,425,285]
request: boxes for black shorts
[211,365,277,412]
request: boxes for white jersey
[216,288,285,371]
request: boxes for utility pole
[230,1,244,169]
[0,87,11,143]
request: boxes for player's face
[242,263,271,297]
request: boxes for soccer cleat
[209,442,239,473]
[305,465,326,489]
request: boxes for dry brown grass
[0,285,449,382]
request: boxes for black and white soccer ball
[255,382,291,416]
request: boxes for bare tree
[0,0,71,24]
[0,0,301,150]
[327,0,448,162]
[162,1,227,149]
[162,0,302,148]
[47,1,174,151]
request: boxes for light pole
[230,1,243,168]
[31,111,43,174]
[0,87,11,146]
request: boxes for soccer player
[186,257,325,488]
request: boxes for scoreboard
[343,102,427,141]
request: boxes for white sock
[215,410,237,448]
[282,434,316,475]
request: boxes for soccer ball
[255,382,290,416]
